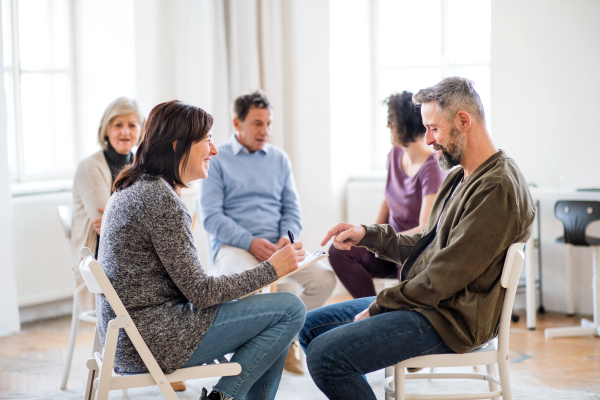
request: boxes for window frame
[3,0,78,183]
[369,0,491,170]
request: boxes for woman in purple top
[329,91,447,298]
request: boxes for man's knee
[214,245,259,274]
[305,331,348,373]
[320,268,337,293]
[298,306,329,351]
[328,245,346,270]
[298,263,336,294]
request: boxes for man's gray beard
[436,128,466,171]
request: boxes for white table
[524,187,600,334]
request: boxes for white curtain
[133,0,336,251]
[0,4,22,336]
[133,0,286,149]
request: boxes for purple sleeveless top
[385,146,447,232]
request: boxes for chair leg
[486,363,499,398]
[394,363,406,400]
[497,357,512,400]
[526,237,537,330]
[593,246,600,326]
[384,367,393,400]
[60,300,80,389]
[84,358,99,400]
[427,366,436,382]
[96,330,119,400]
[566,244,575,316]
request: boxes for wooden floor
[0,304,599,398]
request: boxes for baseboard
[19,297,73,324]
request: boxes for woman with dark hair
[97,100,306,400]
[329,91,447,299]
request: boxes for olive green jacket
[360,150,535,353]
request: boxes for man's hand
[92,207,105,235]
[275,236,291,250]
[321,222,366,250]
[249,238,278,262]
[354,308,370,322]
[268,242,306,278]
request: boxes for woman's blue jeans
[182,292,306,400]
[299,297,454,400]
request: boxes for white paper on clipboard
[239,251,329,299]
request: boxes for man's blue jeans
[182,292,306,400]
[299,297,454,400]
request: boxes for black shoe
[200,388,229,400]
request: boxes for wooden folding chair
[383,242,526,400]
[78,247,241,400]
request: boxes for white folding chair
[78,247,241,400]
[383,242,526,400]
[58,205,98,390]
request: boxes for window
[2,0,76,183]
[372,0,491,169]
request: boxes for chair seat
[100,361,242,391]
[398,339,498,369]
[555,236,600,246]
[79,310,97,324]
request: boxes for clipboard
[239,251,329,299]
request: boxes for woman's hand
[321,223,366,250]
[268,242,305,278]
[92,207,105,235]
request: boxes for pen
[287,230,294,244]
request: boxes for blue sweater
[200,135,303,256]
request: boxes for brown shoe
[284,341,304,375]
[407,368,423,373]
[170,381,186,391]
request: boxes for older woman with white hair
[70,97,145,317]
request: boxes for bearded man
[299,77,536,400]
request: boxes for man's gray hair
[412,77,485,123]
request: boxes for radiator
[12,191,74,307]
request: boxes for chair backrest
[78,246,177,397]
[555,200,600,246]
[497,242,526,355]
[79,247,104,294]
[57,205,73,240]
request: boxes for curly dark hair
[232,90,271,122]
[385,91,426,147]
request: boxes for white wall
[282,0,335,251]
[491,0,600,315]
[491,0,600,188]
[133,0,232,145]
[329,0,374,225]
[0,6,21,337]
[74,0,137,159]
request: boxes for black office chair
[545,200,600,339]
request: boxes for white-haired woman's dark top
[97,176,278,374]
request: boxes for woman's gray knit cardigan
[96,177,278,374]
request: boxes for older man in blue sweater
[200,91,336,375]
